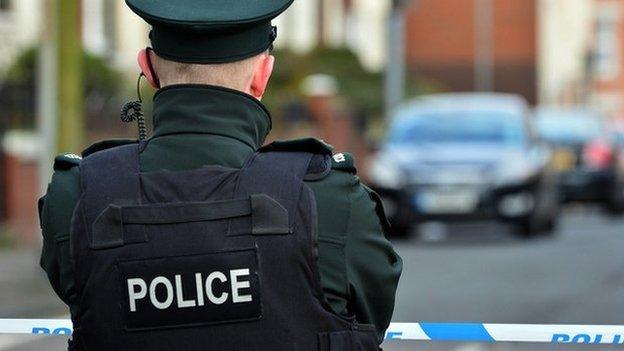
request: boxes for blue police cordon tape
[1,320,623,344]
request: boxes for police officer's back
[38,1,402,350]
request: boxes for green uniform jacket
[39,85,403,342]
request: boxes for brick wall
[2,131,41,247]
[3,153,39,246]
[405,0,538,103]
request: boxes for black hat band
[151,21,275,64]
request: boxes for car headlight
[495,160,538,186]
[498,192,535,217]
[369,158,404,189]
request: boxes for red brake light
[583,140,614,169]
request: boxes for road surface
[385,206,624,350]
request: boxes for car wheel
[606,181,624,215]
[516,191,558,238]
[540,216,558,237]
[515,220,538,239]
[387,223,412,239]
[515,215,556,239]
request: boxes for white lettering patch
[118,250,261,330]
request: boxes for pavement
[0,250,66,350]
[0,250,65,318]
[1,206,623,351]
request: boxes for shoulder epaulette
[53,153,82,171]
[363,185,391,233]
[260,138,334,155]
[331,152,357,174]
[82,139,138,158]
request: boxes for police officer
[38,1,402,350]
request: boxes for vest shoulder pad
[82,139,138,158]
[260,138,334,155]
[53,153,82,171]
[331,152,357,174]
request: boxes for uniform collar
[151,84,272,150]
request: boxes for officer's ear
[250,54,275,100]
[138,48,161,89]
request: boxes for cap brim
[126,0,294,30]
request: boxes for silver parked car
[369,93,560,238]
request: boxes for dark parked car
[369,94,560,237]
[535,108,624,213]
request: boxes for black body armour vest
[70,143,379,351]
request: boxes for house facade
[0,0,148,75]
[538,0,594,106]
[0,0,42,74]
[274,0,391,72]
[589,0,624,118]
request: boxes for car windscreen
[535,114,603,144]
[388,111,526,146]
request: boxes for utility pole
[56,0,84,153]
[36,0,58,193]
[385,0,410,119]
[474,0,494,91]
[318,0,326,46]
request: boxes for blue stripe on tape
[385,331,403,340]
[420,323,495,342]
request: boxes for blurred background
[1,0,624,350]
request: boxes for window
[593,4,621,80]
[0,0,10,11]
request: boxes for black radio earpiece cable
[120,73,148,141]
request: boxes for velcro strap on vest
[91,194,290,250]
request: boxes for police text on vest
[127,269,253,312]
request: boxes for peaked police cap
[125,0,294,64]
